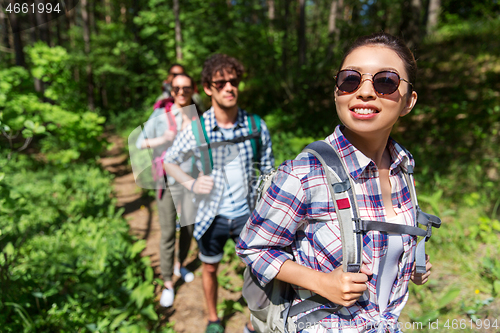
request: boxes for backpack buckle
[331,179,351,193]
[425,223,433,241]
[353,218,364,233]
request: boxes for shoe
[206,321,224,333]
[174,266,194,283]
[243,323,256,333]
[159,288,174,307]
[180,267,194,282]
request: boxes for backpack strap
[303,140,363,273]
[165,108,177,134]
[192,115,213,175]
[403,164,441,273]
[285,140,362,329]
[247,114,261,164]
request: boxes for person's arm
[140,129,176,149]
[136,108,175,149]
[163,163,213,194]
[276,260,372,307]
[163,125,214,194]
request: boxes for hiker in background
[164,54,274,333]
[156,64,185,101]
[236,32,433,332]
[157,63,206,112]
[136,73,201,308]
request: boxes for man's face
[167,65,184,84]
[203,68,239,111]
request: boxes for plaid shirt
[164,107,274,240]
[237,125,418,333]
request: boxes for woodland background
[1,0,500,332]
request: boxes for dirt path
[99,134,250,333]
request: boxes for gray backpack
[242,140,441,333]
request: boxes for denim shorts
[197,214,250,264]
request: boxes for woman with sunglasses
[236,32,431,332]
[136,74,201,308]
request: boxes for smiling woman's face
[334,45,417,138]
[171,75,193,107]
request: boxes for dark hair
[201,54,245,87]
[171,73,195,89]
[338,32,417,90]
[168,63,184,74]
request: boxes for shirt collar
[205,106,244,131]
[171,106,181,116]
[327,125,414,180]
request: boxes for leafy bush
[0,44,105,164]
[0,158,163,332]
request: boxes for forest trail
[99,134,250,333]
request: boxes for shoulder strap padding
[302,140,362,274]
[248,114,261,163]
[192,115,213,175]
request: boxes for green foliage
[218,239,244,293]
[482,257,500,296]
[217,299,244,323]
[0,44,106,164]
[0,158,162,332]
[409,286,461,325]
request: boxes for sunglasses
[334,69,412,95]
[172,86,192,94]
[211,78,239,91]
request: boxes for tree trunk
[27,0,38,42]
[399,0,423,48]
[104,0,111,24]
[35,0,50,44]
[120,3,126,23]
[281,0,289,72]
[427,0,440,34]
[89,0,96,34]
[328,0,338,35]
[173,0,182,61]
[267,0,275,43]
[46,12,54,46]
[0,5,11,49]
[8,0,25,66]
[267,0,275,20]
[54,13,62,45]
[81,0,95,110]
[297,0,306,66]
[65,0,76,29]
[326,0,339,61]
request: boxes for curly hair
[201,54,245,88]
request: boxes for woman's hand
[317,264,372,307]
[410,254,432,285]
[162,129,176,142]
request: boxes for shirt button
[398,203,402,208]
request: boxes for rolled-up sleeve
[236,162,306,287]
[164,124,200,168]
[135,109,164,150]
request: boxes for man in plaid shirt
[164,54,274,333]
